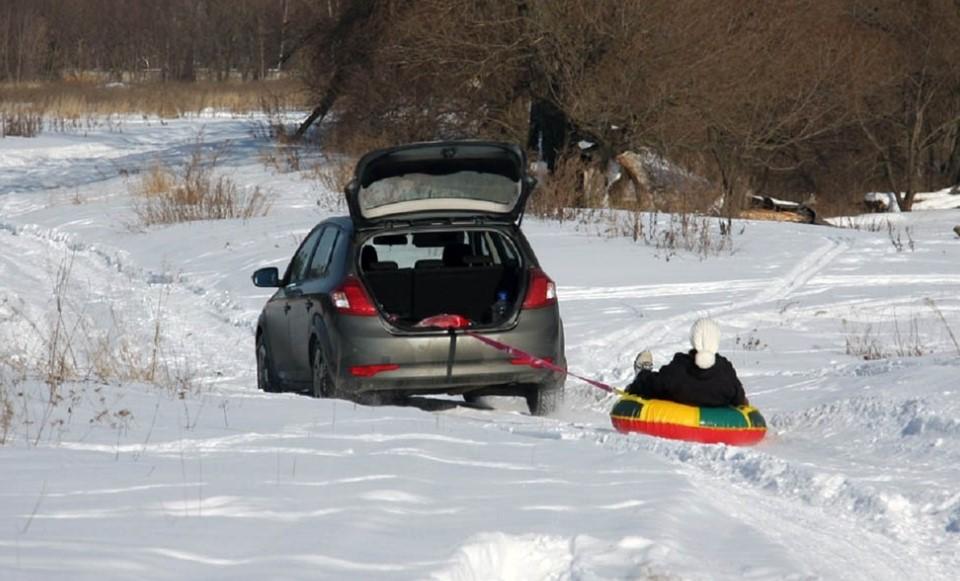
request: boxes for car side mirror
[252,267,280,288]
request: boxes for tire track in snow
[0,222,260,391]
[0,220,257,333]
[575,236,851,372]
[456,406,954,580]
[525,232,958,575]
[559,278,769,302]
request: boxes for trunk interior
[358,228,524,329]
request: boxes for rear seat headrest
[368,261,398,271]
[360,246,379,269]
[442,243,471,267]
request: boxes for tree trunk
[295,72,342,138]
[277,0,289,71]
[181,43,195,82]
[294,0,379,138]
[257,15,266,80]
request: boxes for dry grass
[259,142,304,174]
[843,314,927,361]
[132,149,271,226]
[0,254,197,445]
[830,216,892,232]
[0,390,13,445]
[528,156,593,222]
[314,156,357,194]
[620,211,737,260]
[1,109,42,137]
[1,79,307,120]
[526,153,738,258]
[831,217,916,251]
[925,298,960,357]
[886,222,915,252]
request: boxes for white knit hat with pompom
[690,318,721,369]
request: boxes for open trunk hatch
[346,141,533,227]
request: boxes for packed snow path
[1,117,959,580]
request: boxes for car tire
[256,335,280,393]
[526,384,563,416]
[311,347,338,399]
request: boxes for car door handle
[305,299,314,311]
[284,304,291,314]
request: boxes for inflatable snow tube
[610,394,767,446]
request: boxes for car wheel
[256,336,280,393]
[526,384,563,416]
[311,347,338,399]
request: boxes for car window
[477,232,496,261]
[363,230,518,268]
[368,235,441,268]
[287,227,324,284]
[499,234,517,264]
[306,227,339,279]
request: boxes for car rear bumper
[327,307,565,394]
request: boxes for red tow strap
[464,331,625,396]
[414,314,625,396]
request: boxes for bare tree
[845,0,960,210]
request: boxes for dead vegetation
[294,0,960,215]
[0,79,306,124]
[132,148,271,226]
[843,312,932,361]
[0,253,196,446]
[313,156,356,195]
[0,109,42,137]
[526,152,739,259]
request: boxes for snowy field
[1,116,959,580]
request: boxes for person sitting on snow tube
[626,318,749,408]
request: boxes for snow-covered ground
[1,116,959,580]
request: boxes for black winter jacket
[626,350,748,407]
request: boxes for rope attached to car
[413,313,626,396]
[464,331,626,396]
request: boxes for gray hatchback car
[252,141,566,414]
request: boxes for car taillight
[522,268,557,309]
[349,364,400,377]
[331,276,377,316]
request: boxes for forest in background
[0,0,315,82]
[3,0,960,212]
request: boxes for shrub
[0,110,42,137]
[843,314,927,361]
[527,155,598,222]
[132,150,270,225]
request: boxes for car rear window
[361,230,518,269]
